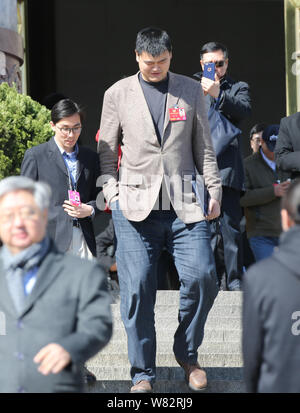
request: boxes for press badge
[68,190,81,206]
[169,106,186,121]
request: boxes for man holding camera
[194,42,252,291]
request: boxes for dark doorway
[26,0,285,158]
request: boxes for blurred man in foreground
[243,179,300,392]
[0,176,112,393]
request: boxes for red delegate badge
[169,107,186,121]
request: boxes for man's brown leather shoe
[176,358,207,392]
[130,380,153,393]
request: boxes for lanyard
[63,153,79,191]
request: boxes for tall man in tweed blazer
[98,27,222,393]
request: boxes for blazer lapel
[20,248,63,317]
[162,72,183,141]
[129,73,158,142]
[0,260,19,318]
[48,137,69,177]
[76,147,85,182]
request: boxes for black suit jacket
[21,137,100,255]
[194,73,252,191]
[242,226,300,393]
[275,111,300,179]
[0,241,112,393]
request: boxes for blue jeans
[112,201,219,385]
[249,236,279,262]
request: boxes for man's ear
[200,60,204,70]
[42,208,48,224]
[281,208,294,231]
[50,121,55,132]
[135,50,139,63]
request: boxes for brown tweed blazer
[98,71,221,223]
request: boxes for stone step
[101,341,241,354]
[111,303,242,318]
[111,326,242,342]
[84,366,244,381]
[103,290,245,393]
[87,352,243,368]
[111,316,242,329]
[85,379,246,393]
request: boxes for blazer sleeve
[218,81,252,123]
[98,89,122,207]
[20,149,38,180]
[55,261,112,363]
[275,117,300,172]
[242,270,264,393]
[85,151,101,214]
[193,82,222,204]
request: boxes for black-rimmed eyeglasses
[56,126,82,135]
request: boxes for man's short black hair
[200,42,228,60]
[136,27,172,57]
[282,178,300,224]
[249,123,267,140]
[51,99,85,124]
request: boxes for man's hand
[201,75,220,99]
[274,180,291,198]
[206,198,221,220]
[63,200,93,218]
[110,262,117,272]
[34,343,71,375]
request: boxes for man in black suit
[242,179,300,393]
[21,99,101,382]
[21,99,100,259]
[194,41,252,291]
[275,112,300,180]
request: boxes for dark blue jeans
[112,201,218,385]
[249,236,279,262]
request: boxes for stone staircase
[85,290,245,393]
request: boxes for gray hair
[0,176,51,211]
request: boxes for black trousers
[210,187,243,290]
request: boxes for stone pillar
[0,0,24,92]
[284,0,300,115]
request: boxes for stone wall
[0,0,24,92]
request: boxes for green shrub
[0,82,53,179]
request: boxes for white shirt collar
[260,148,276,171]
